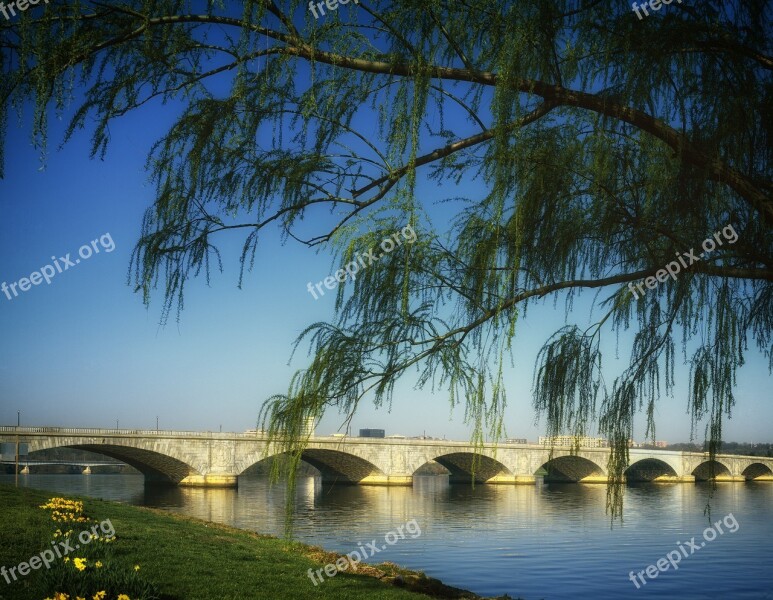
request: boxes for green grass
[0,485,500,600]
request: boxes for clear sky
[1,9,771,445]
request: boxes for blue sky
[0,5,771,444]
[1,102,771,445]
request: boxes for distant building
[329,433,345,438]
[386,434,406,439]
[303,416,317,438]
[539,435,607,448]
[359,428,385,438]
[635,440,669,448]
[506,438,527,444]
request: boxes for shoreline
[0,484,520,600]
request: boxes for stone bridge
[2,427,772,488]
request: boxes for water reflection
[4,474,773,600]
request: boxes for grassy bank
[0,486,513,600]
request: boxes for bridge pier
[577,475,613,484]
[654,475,695,483]
[179,474,238,488]
[486,474,537,484]
[358,474,413,486]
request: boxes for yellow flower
[77,597,86,600]
[117,595,131,600]
[63,557,70,563]
[133,565,140,571]
[54,593,70,600]
[73,557,87,571]
[92,592,106,600]
[95,561,103,568]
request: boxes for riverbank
[0,485,517,600]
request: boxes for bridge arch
[692,460,732,481]
[417,452,513,484]
[59,444,199,484]
[625,458,679,482]
[237,449,385,484]
[29,439,204,484]
[741,463,773,480]
[538,455,606,482]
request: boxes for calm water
[4,474,773,599]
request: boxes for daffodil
[73,557,87,572]
[92,592,106,600]
[133,565,140,571]
[95,560,103,568]
[117,595,131,600]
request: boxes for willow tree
[2,0,771,523]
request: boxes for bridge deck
[2,427,771,488]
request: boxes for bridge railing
[0,426,267,438]
[0,460,125,466]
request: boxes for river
[4,474,773,599]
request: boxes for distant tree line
[663,442,773,457]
